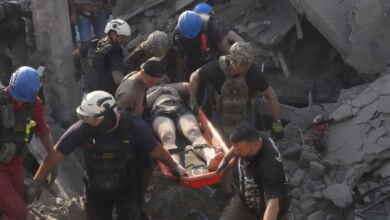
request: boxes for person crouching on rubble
[217,122,290,220]
[0,66,55,220]
[189,41,284,139]
[146,82,224,171]
[26,90,187,220]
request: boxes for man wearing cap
[116,57,164,116]
[189,41,284,140]
[0,66,55,220]
[115,57,165,192]
[173,10,230,80]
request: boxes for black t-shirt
[56,112,157,156]
[198,60,270,96]
[238,135,289,217]
[173,15,225,74]
[80,39,126,96]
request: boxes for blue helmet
[9,66,40,102]
[178,11,202,39]
[193,3,213,14]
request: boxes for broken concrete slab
[322,184,353,208]
[289,0,390,74]
[351,87,380,108]
[328,101,359,123]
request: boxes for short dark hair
[230,123,260,144]
[141,57,163,77]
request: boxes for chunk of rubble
[322,184,353,208]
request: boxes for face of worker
[232,139,261,159]
[79,115,103,127]
[141,71,162,88]
[110,32,129,46]
[230,62,247,77]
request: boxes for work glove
[271,120,284,141]
[25,180,43,204]
[189,97,199,113]
[215,157,229,172]
[170,164,187,177]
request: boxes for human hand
[170,164,187,177]
[271,120,284,141]
[48,167,58,185]
[25,180,43,204]
[189,97,198,113]
[215,157,229,172]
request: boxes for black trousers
[84,185,148,220]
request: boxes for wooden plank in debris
[119,0,166,21]
[276,50,291,78]
[252,0,298,47]
[170,0,194,13]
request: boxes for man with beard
[26,90,186,220]
[189,41,283,139]
[217,123,289,220]
[80,19,130,95]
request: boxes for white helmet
[76,90,117,118]
[104,19,131,36]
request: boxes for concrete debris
[323,184,353,208]
[289,0,390,74]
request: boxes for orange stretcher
[158,109,235,188]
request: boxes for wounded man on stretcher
[146,82,224,175]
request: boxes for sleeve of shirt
[258,159,286,201]
[208,18,225,46]
[108,48,126,73]
[131,115,158,154]
[32,97,50,137]
[55,121,87,155]
[247,65,270,93]
[123,47,147,72]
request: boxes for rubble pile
[277,72,390,219]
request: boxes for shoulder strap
[0,89,10,106]
[199,13,210,34]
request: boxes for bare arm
[112,71,124,85]
[149,143,178,169]
[33,149,65,183]
[189,70,201,100]
[262,86,281,121]
[217,38,230,55]
[38,133,55,154]
[226,31,243,43]
[263,198,280,220]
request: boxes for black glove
[25,180,43,204]
[271,120,284,141]
[215,157,229,172]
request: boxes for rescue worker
[173,10,230,80]
[189,41,284,139]
[192,2,243,44]
[0,66,55,220]
[217,123,289,220]
[115,57,164,192]
[146,82,224,170]
[123,31,171,73]
[68,0,116,44]
[0,1,32,85]
[81,18,130,95]
[26,90,187,220]
[116,57,164,116]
